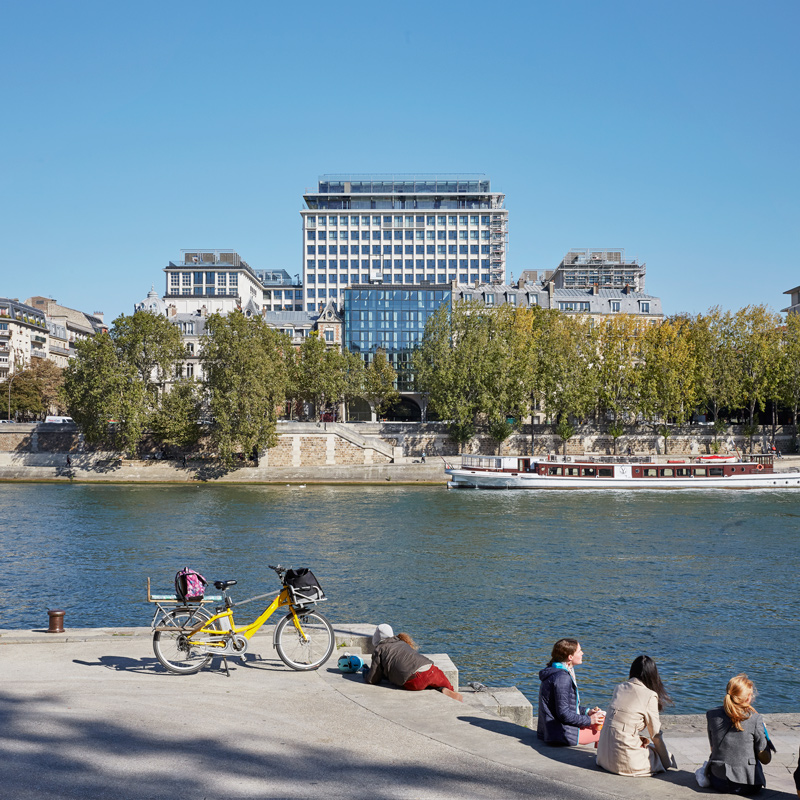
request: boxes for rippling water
[1,483,798,713]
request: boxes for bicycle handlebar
[268,564,287,577]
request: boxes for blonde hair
[723,674,757,731]
[397,632,418,649]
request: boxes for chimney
[93,311,104,323]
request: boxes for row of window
[306,214,499,227]
[557,301,651,313]
[167,287,238,297]
[307,255,490,268]
[169,272,239,287]
[308,245,492,257]
[308,230,491,241]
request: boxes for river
[1,483,797,714]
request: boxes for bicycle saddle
[214,580,237,590]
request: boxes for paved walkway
[1,628,798,799]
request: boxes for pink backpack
[175,567,207,602]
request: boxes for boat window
[694,468,706,476]
[581,467,596,477]
[661,468,674,477]
[709,468,724,476]
[548,466,562,476]
[598,468,613,477]
[676,468,691,476]
[565,467,580,477]
[644,468,658,477]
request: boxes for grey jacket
[365,637,432,687]
[706,706,768,787]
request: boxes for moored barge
[445,453,800,490]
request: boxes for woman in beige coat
[596,655,676,776]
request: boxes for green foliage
[448,419,475,446]
[555,416,576,455]
[640,317,697,425]
[362,349,399,416]
[200,312,290,466]
[64,332,149,455]
[150,380,203,449]
[2,359,65,420]
[488,415,515,454]
[780,312,800,427]
[63,311,187,456]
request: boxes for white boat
[445,454,800,490]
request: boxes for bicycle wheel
[152,606,215,675]
[274,609,335,671]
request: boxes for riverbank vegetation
[5,304,799,462]
[414,303,800,453]
[56,311,397,464]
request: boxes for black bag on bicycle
[283,568,325,603]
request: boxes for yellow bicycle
[150,564,334,675]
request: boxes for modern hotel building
[301,174,508,312]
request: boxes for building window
[324,330,334,342]
[640,302,650,313]
[610,301,620,312]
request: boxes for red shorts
[403,665,453,692]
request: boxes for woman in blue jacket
[537,638,605,746]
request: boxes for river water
[1,483,798,714]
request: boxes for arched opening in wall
[384,397,422,422]
[347,397,372,422]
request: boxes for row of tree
[413,303,800,452]
[57,311,398,464]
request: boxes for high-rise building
[301,174,508,312]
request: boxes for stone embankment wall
[1,422,796,469]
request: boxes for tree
[593,315,644,425]
[63,332,149,455]
[640,318,697,453]
[361,349,398,419]
[780,312,800,431]
[2,357,65,420]
[728,305,782,431]
[150,379,203,450]
[413,302,495,446]
[200,312,291,465]
[532,312,597,426]
[63,312,187,456]
[112,310,185,388]
[295,333,348,420]
[691,308,740,423]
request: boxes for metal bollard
[47,609,65,633]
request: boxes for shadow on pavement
[0,690,579,800]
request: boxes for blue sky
[2,0,798,322]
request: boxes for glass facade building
[343,285,451,392]
[302,174,508,312]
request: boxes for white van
[44,416,74,424]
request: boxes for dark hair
[548,638,579,666]
[629,655,673,711]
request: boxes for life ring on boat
[756,463,764,471]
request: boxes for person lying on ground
[363,624,463,702]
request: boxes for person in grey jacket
[364,624,462,701]
[706,674,771,795]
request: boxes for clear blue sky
[2,0,798,322]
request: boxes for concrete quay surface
[1,627,799,799]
